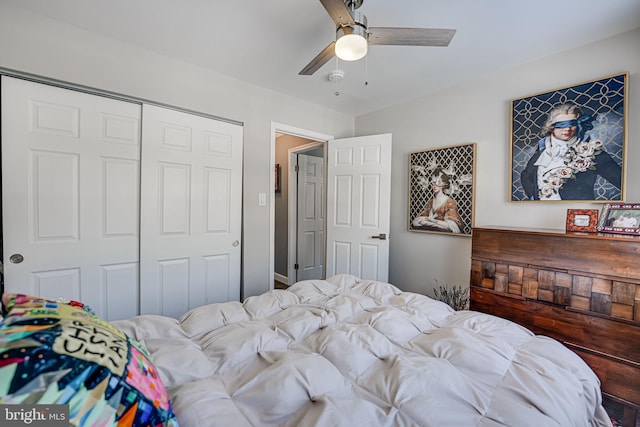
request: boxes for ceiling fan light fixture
[335,11,368,61]
[335,31,368,61]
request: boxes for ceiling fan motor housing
[336,11,368,39]
[335,10,368,61]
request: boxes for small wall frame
[408,143,476,236]
[275,163,281,193]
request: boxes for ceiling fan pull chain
[364,54,368,86]
[335,57,340,96]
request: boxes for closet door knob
[9,254,24,264]
[232,240,239,247]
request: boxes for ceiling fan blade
[368,27,456,46]
[319,0,355,26]
[299,41,336,75]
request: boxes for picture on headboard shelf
[565,209,599,233]
[597,203,640,236]
[408,143,476,236]
[510,73,626,202]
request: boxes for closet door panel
[1,76,141,321]
[140,105,243,317]
[204,254,231,303]
[158,162,191,234]
[158,258,190,317]
[33,268,81,302]
[31,150,80,240]
[102,158,139,237]
[204,167,230,232]
[101,262,139,321]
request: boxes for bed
[1,274,612,426]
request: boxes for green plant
[432,280,469,311]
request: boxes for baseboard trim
[274,272,289,285]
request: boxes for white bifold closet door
[1,76,142,321]
[1,76,243,321]
[139,105,243,318]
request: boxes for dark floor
[274,280,288,290]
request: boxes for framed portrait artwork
[408,143,476,236]
[510,73,627,202]
[597,203,640,236]
[565,209,599,233]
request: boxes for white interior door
[296,154,324,281]
[140,105,243,318]
[326,134,392,282]
[1,76,141,321]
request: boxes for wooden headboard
[469,226,640,426]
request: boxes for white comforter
[114,275,612,427]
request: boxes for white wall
[355,28,640,296]
[0,4,354,298]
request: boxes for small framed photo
[565,209,599,232]
[597,203,640,235]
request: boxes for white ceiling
[8,0,640,116]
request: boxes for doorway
[270,123,333,288]
[270,125,392,288]
[274,136,325,286]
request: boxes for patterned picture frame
[565,209,599,233]
[597,203,640,236]
[511,73,626,202]
[408,143,476,236]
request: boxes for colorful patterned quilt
[0,293,178,426]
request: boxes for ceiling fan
[299,0,456,75]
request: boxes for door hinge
[294,165,300,173]
[294,263,299,270]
